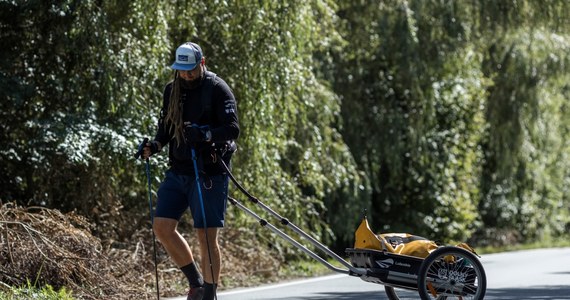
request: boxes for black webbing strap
[201,71,217,118]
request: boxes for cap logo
[178,54,189,62]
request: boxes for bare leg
[153,217,195,266]
[197,228,221,284]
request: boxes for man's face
[179,62,203,84]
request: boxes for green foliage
[0,0,171,240]
[0,0,366,252]
[331,0,487,241]
[479,28,570,240]
[1,0,569,266]
[330,0,570,244]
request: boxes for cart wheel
[417,246,486,300]
[384,286,400,300]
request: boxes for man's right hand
[135,139,161,160]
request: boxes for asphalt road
[169,247,570,300]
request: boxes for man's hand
[135,139,161,160]
[184,124,212,143]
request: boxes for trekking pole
[190,146,217,300]
[135,138,160,299]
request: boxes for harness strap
[201,71,217,119]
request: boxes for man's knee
[153,217,178,240]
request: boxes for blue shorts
[155,170,229,228]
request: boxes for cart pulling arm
[219,158,367,276]
[228,196,362,275]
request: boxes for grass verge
[0,281,73,300]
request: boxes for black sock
[180,262,204,288]
[203,282,217,300]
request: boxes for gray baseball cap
[171,42,203,71]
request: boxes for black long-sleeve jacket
[154,71,239,175]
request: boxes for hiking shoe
[187,286,204,300]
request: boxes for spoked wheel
[417,246,486,300]
[384,286,400,300]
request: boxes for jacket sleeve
[153,83,174,146]
[210,78,239,142]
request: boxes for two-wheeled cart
[345,245,485,299]
[222,159,486,300]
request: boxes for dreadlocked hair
[165,71,184,147]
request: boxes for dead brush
[0,202,152,299]
[0,202,283,299]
